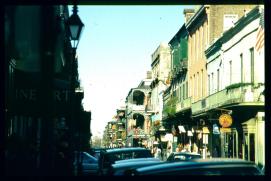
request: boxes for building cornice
[205,5,260,57]
[186,5,209,31]
[169,24,188,44]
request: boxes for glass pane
[69,25,79,40]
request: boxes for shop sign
[219,114,233,128]
[220,128,231,133]
[213,124,220,134]
[202,127,210,134]
[15,88,70,102]
[203,134,208,144]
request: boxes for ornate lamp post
[66,4,84,176]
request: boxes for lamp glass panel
[69,25,79,40]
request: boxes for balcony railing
[131,104,145,111]
[191,83,264,114]
[206,84,264,110]
[180,58,188,69]
[145,104,154,112]
[191,99,206,114]
[176,97,191,112]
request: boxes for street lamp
[67,5,84,49]
[67,4,84,176]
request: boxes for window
[190,37,193,65]
[194,74,196,99]
[195,29,199,62]
[179,86,183,100]
[178,87,181,100]
[190,76,192,97]
[208,74,210,95]
[201,26,203,58]
[229,61,232,84]
[240,53,243,83]
[211,73,214,94]
[217,69,220,91]
[250,48,254,83]
[201,69,203,97]
[206,20,209,44]
[183,83,185,100]
[197,72,200,98]
[193,34,196,64]
[186,82,188,99]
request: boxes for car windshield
[74,152,98,163]
[105,150,152,163]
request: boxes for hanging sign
[213,124,220,134]
[203,134,208,144]
[219,114,233,128]
[220,128,231,133]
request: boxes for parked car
[108,157,163,175]
[89,148,106,160]
[167,152,201,162]
[130,158,263,175]
[98,147,153,175]
[73,151,98,176]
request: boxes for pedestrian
[55,139,72,176]
[166,145,172,158]
[192,143,198,154]
[154,146,162,160]
[213,146,218,158]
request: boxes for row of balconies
[161,83,264,118]
[191,83,264,115]
[176,97,191,112]
[126,103,145,115]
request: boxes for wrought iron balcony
[176,97,191,112]
[180,58,188,68]
[191,83,264,115]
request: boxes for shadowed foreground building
[4,5,90,175]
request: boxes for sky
[69,5,194,138]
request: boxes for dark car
[73,151,98,176]
[98,147,153,175]
[167,152,201,162]
[131,158,263,175]
[109,157,163,175]
[89,148,106,160]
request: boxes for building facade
[148,43,171,152]
[4,6,89,175]
[125,74,152,147]
[205,5,264,166]
[161,23,192,154]
[185,4,256,158]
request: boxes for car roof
[103,147,149,153]
[136,158,257,174]
[113,160,163,169]
[114,157,159,164]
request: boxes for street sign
[219,114,233,128]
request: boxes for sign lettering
[15,89,70,102]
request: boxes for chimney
[183,8,195,23]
